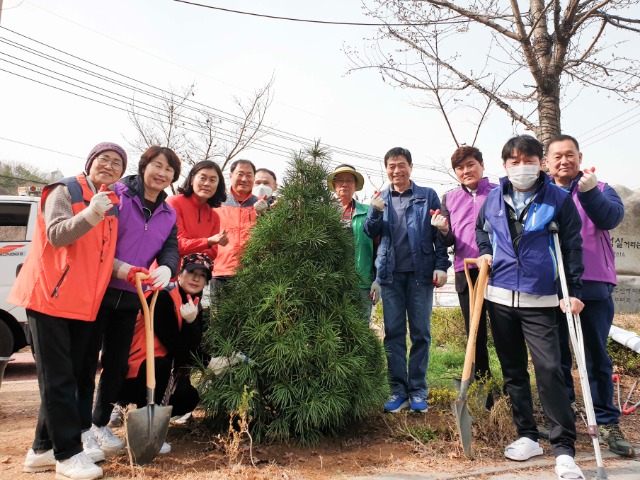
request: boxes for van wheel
[0,320,14,358]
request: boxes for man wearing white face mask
[476,135,586,480]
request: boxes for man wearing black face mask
[475,135,586,480]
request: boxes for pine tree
[200,145,387,444]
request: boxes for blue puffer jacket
[364,181,450,286]
[476,173,583,297]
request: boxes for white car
[0,194,39,357]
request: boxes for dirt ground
[1,315,639,480]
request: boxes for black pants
[90,288,141,427]
[210,276,230,305]
[120,359,199,417]
[487,301,576,457]
[27,309,95,460]
[456,269,492,380]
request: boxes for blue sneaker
[384,395,409,413]
[410,396,428,413]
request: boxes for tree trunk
[536,81,561,148]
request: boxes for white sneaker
[90,425,124,453]
[159,442,171,455]
[170,411,193,425]
[23,448,56,472]
[55,451,102,480]
[81,431,106,463]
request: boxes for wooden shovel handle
[460,258,490,383]
[135,273,160,396]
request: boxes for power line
[0,136,83,159]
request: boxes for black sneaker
[598,424,636,458]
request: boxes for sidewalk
[351,450,640,479]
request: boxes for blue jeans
[381,271,434,398]
[559,296,618,425]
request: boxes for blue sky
[1,0,638,197]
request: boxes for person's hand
[578,167,598,192]
[433,270,447,288]
[126,266,150,287]
[370,281,381,305]
[209,229,229,247]
[89,190,114,217]
[179,294,200,323]
[370,191,385,212]
[478,254,493,266]
[560,296,584,315]
[254,197,269,215]
[430,209,449,234]
[149,265,172,290]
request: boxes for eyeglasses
[95,156,123,171]
[333,178,356,185]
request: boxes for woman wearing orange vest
[8,142,126,480]
[118,253,213,452]
[166,160,229,259]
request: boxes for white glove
[370,193,385,212]
[432,270,447,288]
[207,352,253,376]
[370,281,381,305]
[430,209,449,234]
[578,167,598,192]
[254,199,268,215]
[89,191,113,217]
[149,265,172,289]
[179,294,200,323]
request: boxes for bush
[199,146,387,445]
[608,338,640,374]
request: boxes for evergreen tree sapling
[200,146,387,444]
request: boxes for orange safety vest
[7,173,118,321]
[213,201,257,277]
[126,285,183,379]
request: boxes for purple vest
[109,180,177,292]
[445,178,497,272]
[572,182,617,285]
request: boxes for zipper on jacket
[600,236,611,270]
[51,264,70,298]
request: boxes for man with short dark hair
[254,168,278,205]
[476,134,585,479]
[546,134,634,458]
[212,160,267,292]
[364,147,450,414]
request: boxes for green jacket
[352,200,375,289]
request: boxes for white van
[0,193,40,357]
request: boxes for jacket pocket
[50,264,70,298]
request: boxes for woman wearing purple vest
[86,146,181,454]
[430,145,497,408]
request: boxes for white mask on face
[252,184,273,199]
[508,165,539,190]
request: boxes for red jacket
[166,193,220,260]
[8,173,118,321]
[213,189,258,277]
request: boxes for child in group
[115,253,213,452]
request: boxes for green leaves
[199,145,387,444]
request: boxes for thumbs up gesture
[180,294,200,323]
[430,209,449,234]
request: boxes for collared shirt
[390,186,414,272]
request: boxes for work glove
[429,209,449,234]
[179,294,200,323]
[209,229,229,247]
[370,192,385,212]
[254,197,269,215]
[432,270,447,288]
[578,167,598,192]
[89,190,114,217]
[207,352,254,377]
[149,265,172,290]
[370,281,381,305]
[126,266,150,287]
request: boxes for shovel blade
[453,398,473,458]
[126,404,172,465]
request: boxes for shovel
[126,273,173,465]
[453,257,490,459]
